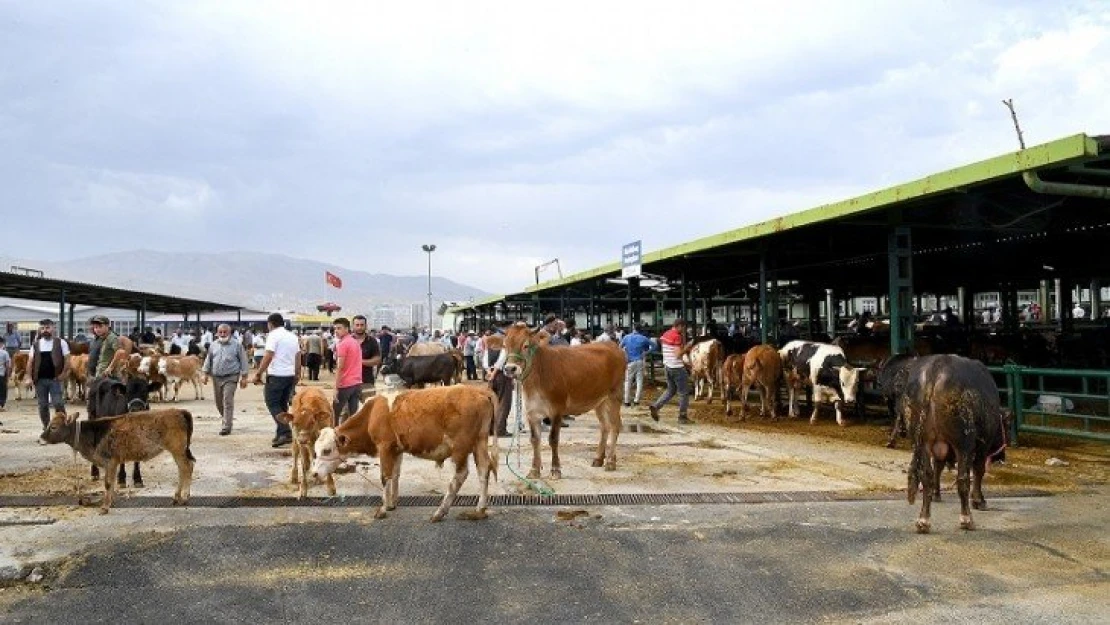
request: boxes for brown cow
[10,352,31,400]
[726,345,782,420]
[722,354,744,417]
[312,385,499,521]
[41,408,195,514]
[159,355,205,401]
[65,354,89,401]
[688,338,723,403]
[500,321,625,478]
[276,387,337,499]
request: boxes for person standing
[4,323,21,359]
[376,326,394,365]
[619,324,652,407]
[0,345,10,417]
[463,331,479,380]
[350,315,381,401]
[89,316,119,378]
[649,319,694,425]
[331,317,362,425]
[203,324,250,436]
[26,319,70,433]
[252,313,301,447]
[303,330,324,381]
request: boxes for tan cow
[10,352,31,400]
[137,355,168,402]
[65,354,90,401]
[722,353,744,417]
[276,387,337,499]
[158,355,205,401]
[408,342,448,356]
[312,385,499,522]
[500,321,625,478]
[738,345,783,420]
[688,338,723,403]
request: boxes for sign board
[621,240,642,279]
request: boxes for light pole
[422,244,436,331]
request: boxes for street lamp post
[422,244,436,331]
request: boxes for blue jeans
[36,378,64,429]
[264,375,296,438]
[652,367,689,419]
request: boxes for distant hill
[0,250,492,312]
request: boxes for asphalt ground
[0,487,1107,624]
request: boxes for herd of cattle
[16,323,1014,532]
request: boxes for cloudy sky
[2,1,1107,294]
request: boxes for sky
[2,0,1108,295]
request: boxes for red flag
[325,271,343,289]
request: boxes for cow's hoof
[527,469,541,479]
[590,458,604,468]
[604,462,616,472]
[327,488,337,497]
[959,515,975,530]
[133,480,144,489]
[886,441,897,449]
[550,468,562,479]
[98,507,110,515]
[430,513,445,523]
[457,509,488,521]
[836,421,847,427]
[374,509,388,519]
[972,499,986,511]
[915,519,930,534]
[172,497,187,506]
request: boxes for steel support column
[67,303,75,340]
[759,250,771,344]
[58,290,66,339]
[825,289,835,336]
[887,227,914,355]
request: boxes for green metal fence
[989,364,1110,444]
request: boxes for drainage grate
[0,489,1052,509]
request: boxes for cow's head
[41,410,76,444]
[277,405,332,446]
[312,427,348,479]
[501,321,542,379]
[839,366,862,404]
[125,378,151,412]
[137,356,153,376]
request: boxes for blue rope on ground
[504,380,554,496]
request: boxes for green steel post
[887,227,914,355]
[759,250,770,344]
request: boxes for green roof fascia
[446,293,507,314]
[528,132,1102,293]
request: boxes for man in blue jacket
[619,324,653,407]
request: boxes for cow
[65,354,89,401]
[408,342,449,356]
[158,355,205,401]
[10,352,31,400]
[86,376,156,487]
[901,354,1007,533]
[688,338,723,403]
[447,348,465,384]
[726,345,782,420]
[876,354,917,448]
[500,321,625,478]
[276,387,337,499]
[40,408,196,514]
[312,385,499,522]
[137,355,169,402]
[382,352,457,389]
[779,340,862,426]
[722,353,744,416]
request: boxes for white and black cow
[778,340,862,426]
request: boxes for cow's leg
[739,380,753,421]
[298,439,312,499]
[956,453,974,530]
[885,400,903,448]
[724,380,734,416]
[526,412,543,479]
[101,460,120,514]
[91,464,100,481]
[171,446,194,505]
[432,455,469,522]
[376,454,395,519]
[290,437,301,486]
[601,399,621,471]
[971,454,988,510]
[833,398,847,426]
[787,385,798,418]
[116,463,127,488]
[474,440,492,516]
[915,451,935,534]
[549,417,563,479]
[931,456,945,501]
[132,463,143,488]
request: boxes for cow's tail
[484,391,500,483]
[181,410,197,462]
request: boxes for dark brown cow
[500,321,625,478]
[312,385,498,521]
[902,355,1007,533]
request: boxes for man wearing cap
[89,316,120,378]
[26,319,69,432]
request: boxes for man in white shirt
[1073,303,1087,319]
[26,318,70,433]
[252,313,301,447]
[171,328,192,354]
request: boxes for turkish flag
[325,271,343,289]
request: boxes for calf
[276,387,337,499]
[688,338,723,403]
[87,377,155,487]
[11,352,31,400]
[158,355,205,401]
[728,345,782,420]
[779,340,861,426]
[312,385,498,522]
[65,354,89,401]
[722,353,744,417]
[901,355,1007,533]
[41,408,196,513]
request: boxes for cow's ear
[337,434,350,448]
[276,412,292,425]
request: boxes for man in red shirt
[332,317,363,426]
[649,319,695,425]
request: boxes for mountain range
[0,250,493,313]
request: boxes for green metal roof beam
[527,132,1102,293]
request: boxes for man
[26,319,69,434]
[203,324,250,436]
[376,326,394,364]
[89,315,120,378]
[303,330,324,381]
[170,328,190,354]
[331,317,362,425]
[350,315,381,401]
[3,323,20,359]
[463,331,478,380]
[200,326,213,351]
[253,313,301,447]
[0,343,10,418]
[140,326,157,345]
[596,324,615,343]
[649,319,694,425]
[619,324,652,407]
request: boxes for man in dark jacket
[27,318,69,432]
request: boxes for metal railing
[989,364,1110,444]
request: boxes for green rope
[504,380,555,496]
